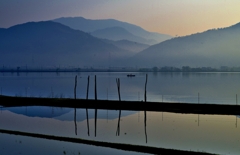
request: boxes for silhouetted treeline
[1,65,240,72]
[139,66,240,72]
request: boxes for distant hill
[126,22,240,68]
[101,39,149,53]
[0,21,133,68]
[52,17,172,45]
[2,20,240,69]
[91,26,152,45]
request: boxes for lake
[1,72,240,154]
[1,71,240,104]
[0,106,239,154]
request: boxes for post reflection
[1,106,240,155]
[144,110,147,143]
[198,114,200,126]
[74,108,77,135]
[116,110,121,136]
[95,109,97,137]
[86,108,90,136]
[236,116,238,128]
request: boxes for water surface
[1,72,240,104]
[0,106,240,154]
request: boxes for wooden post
[236,94,238,105]
[95,75,97,100]
[144,74,148,143]
[198,92,200,104]
[25,87,28,97]
[74,75,77,99]
[86,75,90,136]
[94,75,97,136]
[107,88,108,100]
[116,78,121,101]
[51,87,53,98]
[138,92,140,101]
[116,78,121,136]
[86,76,90,100]
[144,74,148,102]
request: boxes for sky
[1,0,240,36]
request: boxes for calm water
[1,72,240,154]
[0,106,240,155]
[1,72,240,104]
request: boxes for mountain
[101,39,149,53]
[0,21,133,67]
[126,22,240,68]
[91,26,152,45]
[52,17,172,45]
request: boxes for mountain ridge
[1,19,240,69]
[101,39,149,53]
[52,17,172,45]
[0,21,133,67]
[127,22,240,67]
[91,26,153,44]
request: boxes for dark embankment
[0,129,217,155]
[1,95,240,115]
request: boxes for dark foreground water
[0,106,240,155]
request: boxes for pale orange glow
[1,0,240,36]
[81,0,240,36]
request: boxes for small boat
[127,74,135,77]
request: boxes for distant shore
[1,65,240,73]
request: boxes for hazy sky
[1,0,240,36]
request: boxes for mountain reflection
[2,106,137,121]
[0,107,239,155]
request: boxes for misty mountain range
[128,23,240,67]
[0,16,240,68]
[0,21,132,67]
[3,106,136,121]
[53,17,172,45]
[91,26,152,45]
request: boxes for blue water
[1,71,240,104]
